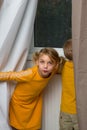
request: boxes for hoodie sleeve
[0,68,33,82]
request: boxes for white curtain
[0,0,38,129]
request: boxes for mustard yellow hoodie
[61,61,76,114]
[0,66,54,130]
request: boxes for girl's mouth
[43,70,48,73]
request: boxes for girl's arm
[0,68,33,82]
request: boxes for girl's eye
[40,60,44,63]
[48,62,52,65]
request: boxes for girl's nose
[44,63,48,68]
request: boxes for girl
[59,39,79,130]
[0,48,60,130]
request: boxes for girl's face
[37,54,57,78]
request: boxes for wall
[42,75,62,130]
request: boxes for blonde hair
[63,39,72,60]
[33,48,60,64]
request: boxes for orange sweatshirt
[61,61,77,114]
[0,66,54,129]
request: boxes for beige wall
[0,0,3,8]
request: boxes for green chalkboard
[34,0,72,48]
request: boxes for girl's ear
[35,60,39,66]
[54,63,59,72]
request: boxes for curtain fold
[72,0,87,130]
[0,0,38,129]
